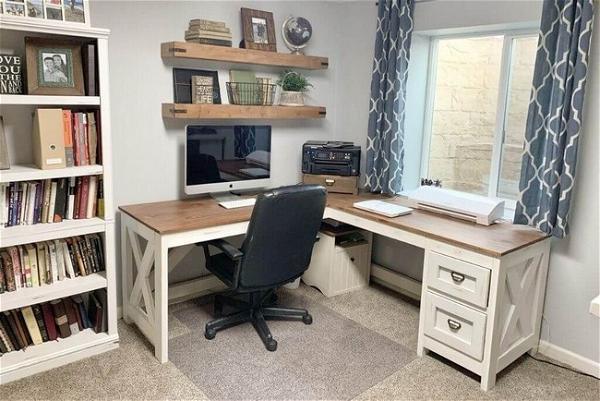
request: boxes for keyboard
[218,198,257,209]
[352,200,413,218]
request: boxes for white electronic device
[218,198,257,209]
[353,200,413,218]
[405,186,504,225]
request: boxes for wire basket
[226,82,277,105]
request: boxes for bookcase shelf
[0,164,104,183]
[0,95,100,106]
[0,329,119,384]
[0,272,107,312]
[162,103,327,120]
[161,41,329,70]
[0,218,106,248]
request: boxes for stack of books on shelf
[0,176,104,227]
[0,289,108,355]
[33,108,100,170]
[0,234,105,293]
[185,19,232,47]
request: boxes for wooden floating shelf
[162,103,326,120]
[161,42,328,70]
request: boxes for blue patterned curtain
[514,0,595,238]
[234,126,256,158]
[365,0,414,194]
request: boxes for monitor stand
[210,189,262,203]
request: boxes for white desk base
[121,208,550,391]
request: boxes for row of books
[33,109,100,170]
[185,19,232,47]
[0,176,104,227]
[0,234,105,294]
[0,289,108,354]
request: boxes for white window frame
[419,29,538,218]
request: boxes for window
[421,33,538,204]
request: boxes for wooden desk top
[119,193,548,257]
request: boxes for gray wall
[91,0,599,364]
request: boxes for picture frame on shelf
[240,7,277,52]
[0,0,90,26]
[25,37,85,96]
[0,54,24,94]
[173,68,221,104]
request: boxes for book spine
[20,246,32,288]
[87,112,97,165]
[187,24,231,33]
[74,177,83,219]
[66,177,76,220]
[31,305,48,342]
[62,110,74,167]
[14,183,22,226]
[86,176,97,218]
[1,251,16,292]
[62,241,76,279]
[8,247,22,289]
[41,179,51,223]
[20,183,28,226]
[50,300,71,338]
[189,19,226,27]
[81,113,89,165]
[0,312,21,350]
[40,303,58,341]
[48,241,59,283]
[79,176,89,219]
[185,38,232,47]
[21,306,43,345]
[26,245,40,287]
[47,181,57,224]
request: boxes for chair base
[204,291,312,352]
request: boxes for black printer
[302,141,361,177]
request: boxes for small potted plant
[277,70,312,106]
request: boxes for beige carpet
[169,291,415,400]
[1,283,598,400]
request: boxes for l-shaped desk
[119,193,550,390]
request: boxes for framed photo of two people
[25,37,85,95]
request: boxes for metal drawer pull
[447,319,462,331]
[450,271,465,283]
[325,178,335,186]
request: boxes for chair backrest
[239,185,327,289]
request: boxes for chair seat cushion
[207,253,237,286]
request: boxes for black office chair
[199,185,327,351]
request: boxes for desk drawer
[303,174,358,195]
[423,291,487,361]
[426,251,490,308]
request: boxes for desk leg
[121,216,133,324]
[154,233,169,363]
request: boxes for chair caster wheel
[205,328,216,340]
[266,339,277,352]
[303,314,313,325]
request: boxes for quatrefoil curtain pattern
[365,0,414,195]
[514,0,595,238]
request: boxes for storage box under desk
[302,228,372,297]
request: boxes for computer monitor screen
[185,125,272,194]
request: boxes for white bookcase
[0,17,119,384]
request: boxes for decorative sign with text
[0,55,24,94]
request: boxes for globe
[282,16,312,54]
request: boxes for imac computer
[185,125,272,205]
